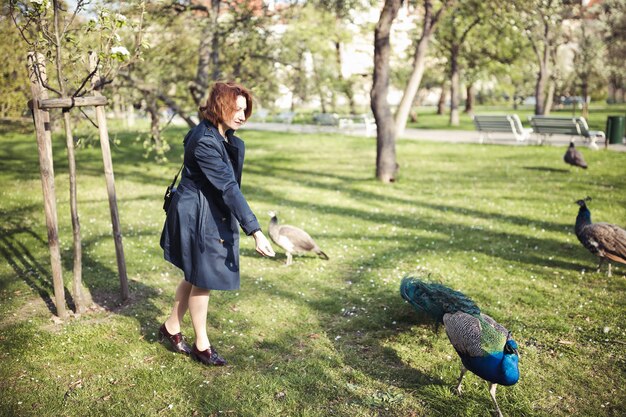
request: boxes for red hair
[199,82,253,127]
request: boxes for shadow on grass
[244,181,587,273]
[0,203,165,347]
[522,166,570,173]
[0,206,78,316]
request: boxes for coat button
[221,217,227,222]
[219,239,225,244]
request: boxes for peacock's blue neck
[500,353,520,386]
[461,351,519,386]
[575,206,592,232]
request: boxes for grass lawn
[0,119,625,416]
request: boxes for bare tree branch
[73,58,101,97]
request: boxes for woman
[159,82,275,366]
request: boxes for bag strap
[169,163,184,188]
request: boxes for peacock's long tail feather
[400,276,481,323]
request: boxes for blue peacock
[400,277,519,417]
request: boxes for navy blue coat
[160,120,261,290]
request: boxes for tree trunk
[544,78,555,115]
[534,25,551,116]
[394,0,441,138]
[535,63,548,115]
[190,0,221,108]
[126,102,136,127]
[335,41,356,114]
[53,2,84,314]
[62,110,85,314]
[449,45,460,126]
[581,78,589,119]
[464,82,473,114]
[437,80,446,115]
[311,56,327,113]
[371,0,404,183]
[191,21,213,107]
[146,98,163,151]
[210,0,220,81]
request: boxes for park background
[1,0,626,416]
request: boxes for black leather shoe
[158,323,192,355]
[191,344,227,366]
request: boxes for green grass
[406,103,626,132]
[1,119,625,416]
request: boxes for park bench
[313,113,377,137]
[253,108,269,122]
[313,113,340,126]
[343,114,376,137]
[276,111,295,124]
[472,114,532,143]
[528,116,605,149]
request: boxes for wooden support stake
[89,52,129,301]
[27,52,67,319]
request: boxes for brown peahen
[563,141,587,169]
[574,198,626,277]
[267,211,328,265]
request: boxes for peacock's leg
[596,258,604,274]
[285,252,293,266]
[455,365,467,395]
[488,383,503,417]
[607,262,612,277]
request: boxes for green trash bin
[605,115,625,144]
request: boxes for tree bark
[371,0,404,183]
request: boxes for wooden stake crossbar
[27,52,129,317]
[39,96,108,109]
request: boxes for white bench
[342,114,376,137]
[473,114,532,143]
[276,111,295,124]
[313,113,340,126]
[253,108,269,122]
[528,116,605,149]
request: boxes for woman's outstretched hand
[252,231,275,257]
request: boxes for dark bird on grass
[574,197,626,277]
[563,142,588,169]
[268,211,329,265]
[400,277,519,417]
